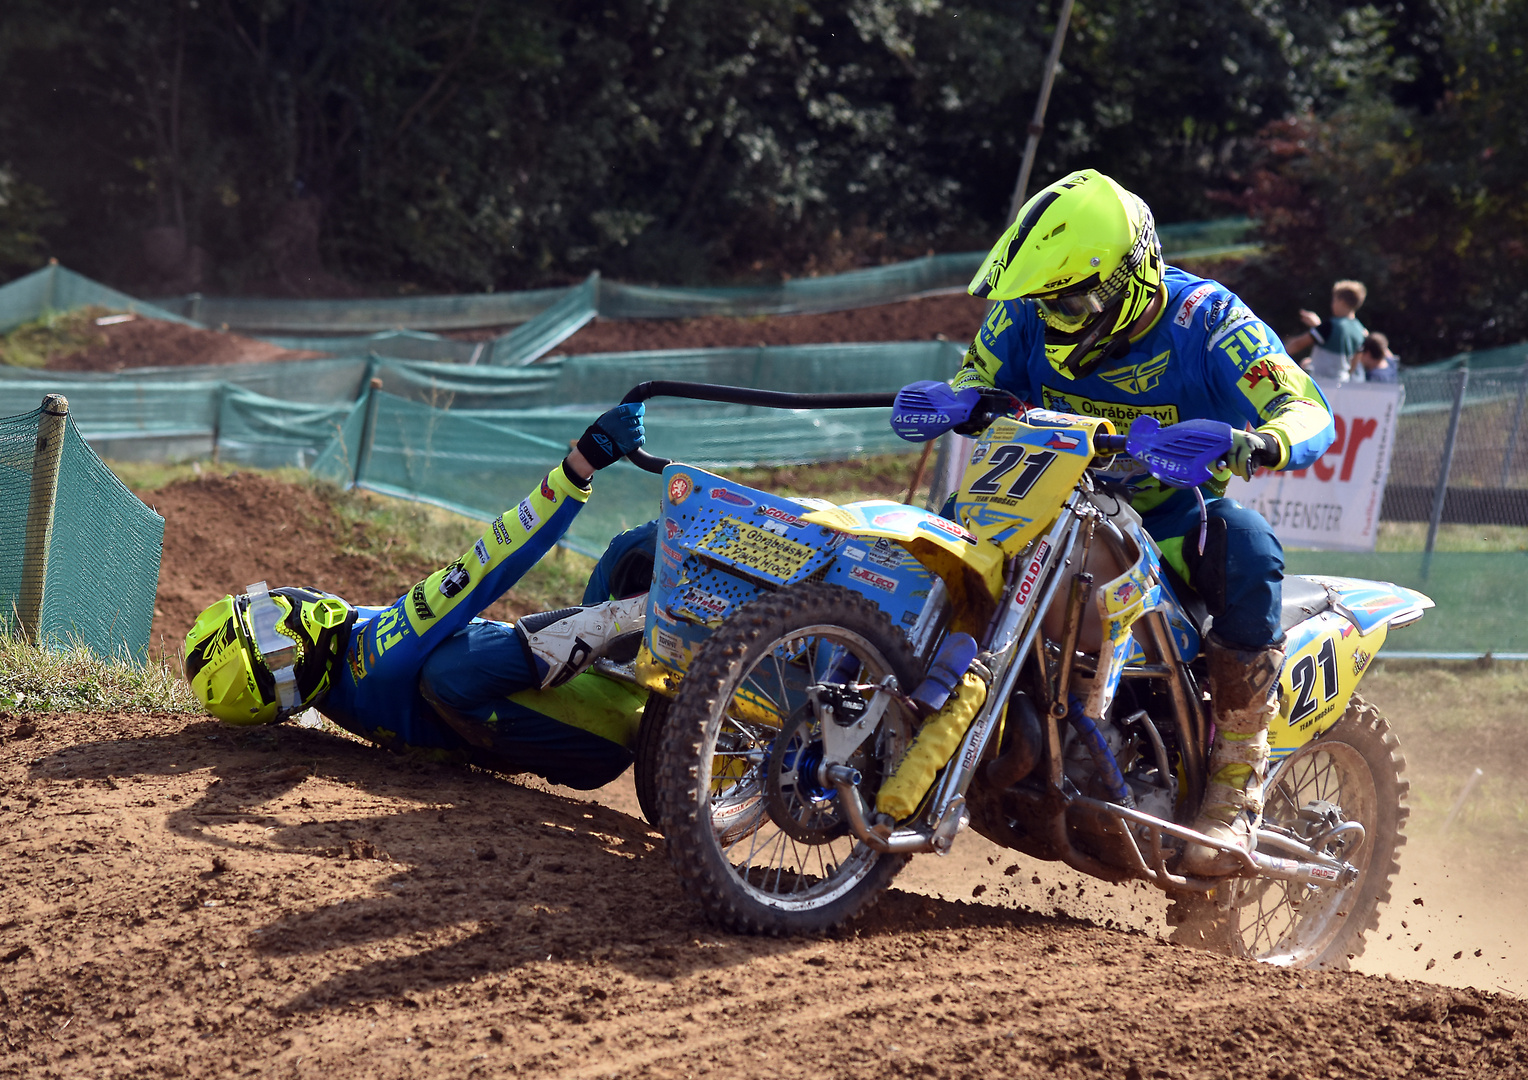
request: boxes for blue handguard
[890,381,982,442]
[1124,416,1236,489]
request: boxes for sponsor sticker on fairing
[1011,540,1052,613]
[667,473,694,505]
[759,505,806,529]
[849,565,898,593]
[652,627,684,662]
[708,487,754,508]
[517,498,539,533]
[867,539,904,569]
[678,587,729,621]
[843,546,866,562]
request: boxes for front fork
[828,505,1087,854]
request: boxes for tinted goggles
[1036,282,1118,322]
[242,581,301,713]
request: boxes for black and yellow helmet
[183,583,355,726]
[970,168,1164,380]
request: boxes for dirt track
[5,708,1528,1080]
[8,302,1528,1076]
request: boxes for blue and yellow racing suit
[319,463,646,789]
[956,266,1336,647]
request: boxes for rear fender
[1306,576,1435,635]
[1268,578,1432,762]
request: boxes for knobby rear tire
[656,582,921,936]
[633,692,670,829]
[1172,693,1408,969]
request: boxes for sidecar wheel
[1172,693,1408,969]
[657,582,921,936]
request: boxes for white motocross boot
[1178,633,1284,877]
[514,594,648,689]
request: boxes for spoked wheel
[657,583,921,935]
[1176,695,1408,968]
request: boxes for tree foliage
[1229,0,1528,356]
[0,0,1491,317]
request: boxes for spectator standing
[1283,280,1368,384]
[1357,331,1400,383]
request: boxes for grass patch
[1373,521,1528,552]
[0,306,112,367]
[0,634,200,713]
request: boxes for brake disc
[762,711,851,844]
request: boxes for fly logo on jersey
[1097,351,1170,395]
[540,475,557,503]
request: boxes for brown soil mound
[141,471,539,659]
[46,316,319,372]
[36,294,985,373]
[550,293,990,354]
[5,707,1526,1079]
[141,471,435,656]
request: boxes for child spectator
[1357,331,1399,383]
[1283,280,1368,384]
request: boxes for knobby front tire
[655,583,922,936]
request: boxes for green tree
[1232,0,1528,359]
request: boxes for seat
[1279,575,1332,632]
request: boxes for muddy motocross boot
[514,594,648,689]
[1178,633,1285,877]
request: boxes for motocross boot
[514,593,647,689]
[1178,633,1284,877]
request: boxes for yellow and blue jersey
[322,463,590,752]
[954,267,1336,511]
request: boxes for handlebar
[1094,433,1129,455]
[618,381,897,474]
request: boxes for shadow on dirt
[28,716,1111,1012]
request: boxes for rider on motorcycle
[181,404,651,790]
[897,169,1336,875]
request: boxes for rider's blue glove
[577,402,646,470]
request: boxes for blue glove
[577,402,646,470]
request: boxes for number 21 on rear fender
[954,411,1115,556]
[1267,612,1388,761]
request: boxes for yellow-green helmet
[183,583,354,725]
[969,168,1164,380]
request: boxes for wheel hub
[763,712,850,844]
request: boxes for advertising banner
[1232,382,1404,551]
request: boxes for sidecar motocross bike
[618,381,1430,969]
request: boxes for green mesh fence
[123,217,1255,336]
[0,265,195,334]
[0,398,163,661]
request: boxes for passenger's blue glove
[578,402,646,470]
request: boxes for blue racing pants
[416,621,634,789]
[1142,492,1284,649]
